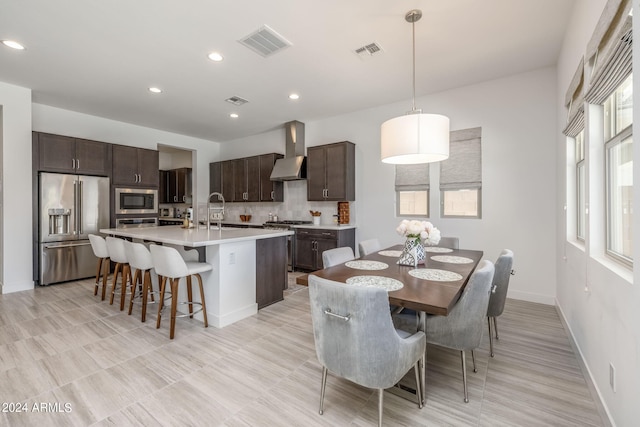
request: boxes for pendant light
[381,9,449,164]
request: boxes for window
[396,164,429,217]
[440,127,482,218]
[604,74,633,264]
[576,130,586,241]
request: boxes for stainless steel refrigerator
[39,172,110,285]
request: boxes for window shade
[585,0,632,104]
[395,164,429,191]
[563,58,585,137]
[440,127,482,191]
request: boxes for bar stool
[149,244,211,339]
[88,234,110,300]
[106,236,132,311]
[123,240,159,322]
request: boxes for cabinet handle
[75,159,79,170]
[174,196,178,202]
[183,195,186,202]
[271,190,275,200]
[72,159,76,169]
[322,232,332,236]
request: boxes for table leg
[419,311,427,405]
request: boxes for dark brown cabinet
[259,153,284,202]
[36,132,111,176]
[209,153,283,203]
[112,145,159,187]
[256,236,287,308]
[164,168,192,203]
[294,227,355,271]
[307,141,355,201]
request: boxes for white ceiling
[0,0,575,142]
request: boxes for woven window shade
[585,0,632,104]
[395,163,429,191]
[440,127,482,191]
[563,58,585,137]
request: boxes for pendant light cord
[411,17,417,112]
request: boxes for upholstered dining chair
[322,246,355,268]
[308,275,426,427]
[487,249,514,357]
[425,260,495,403]
[437,236,459,249]
[358,238,381,257]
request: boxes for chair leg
[319,366,327,415]
[169,278,179,339]
[128,269,141,315]
[94,258,103,296]
[414,362,423,409]
[100,258,109,301]
[460,350,469,403]
[141,270,151,322]
[119,264,131,311]
[195,273,208,328]
[493,317,500,340]
[110,263,121,305]
[377,388,384,427]
[156,276,167,329]
[488,317,495,357]
[471,349,477,372]
[186,275,194,318]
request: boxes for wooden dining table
[307,243,484,404]
[309,244,484,316]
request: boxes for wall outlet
[609,363,616,393]
[229,252,236,265]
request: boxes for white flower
[396,220,441,245]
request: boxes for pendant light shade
[381,113,449,164]
[380,9,450,164]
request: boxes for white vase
[313,216,320,225]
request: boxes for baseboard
[508,289,556,305]
[555,300,615,427]
[1,279,35,294]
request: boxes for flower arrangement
[396,220,441,246]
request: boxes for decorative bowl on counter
[240,214,252,222]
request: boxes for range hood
[270,120,307,181]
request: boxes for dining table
[308,243,484,404]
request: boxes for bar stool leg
[195,273,208,328]
[169,278,179,339]
[140,270,152,322]
[110,263,122,305]
[156,276,168,329]
[101,259,109,301]
[128,269,141,315]
[186,275,194,318]
[119,265,131,311]
[94,258,103,296]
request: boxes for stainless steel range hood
[270,120,307,181]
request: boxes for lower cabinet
[256,236,288,309]
[294,228,355,271]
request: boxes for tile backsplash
[198,180,354,225]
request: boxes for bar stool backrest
[149,244,189,279]
[106,237,128,263]
[89,234,109,258]
[124,241,154,271]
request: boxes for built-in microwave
[115,188,158,215]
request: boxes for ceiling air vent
[238,25,292,58]
[354,42,384,59]
[225,96,249,106]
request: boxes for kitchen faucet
[207,192,225,229]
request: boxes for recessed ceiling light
[2,40,25,50]
[230,113,239,118]
[148,87,162,93]
[288,93,300,100]
[208,52,223,62]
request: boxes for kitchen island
[100,225,293,327]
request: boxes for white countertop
[100,225,293,247]
[293,224,356,230]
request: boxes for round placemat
[345,260,389,270]
[345,275,403,291]
[378,250,403,257]
[424,246,454,253]
[408,269,463,281]
[430,255,474,264]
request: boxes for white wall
[32,104,220,220]
[556,0,639,425]
[224,66,558,304]
[0,81,34,293]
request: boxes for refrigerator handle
[77,180,83,235]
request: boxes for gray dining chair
[308,274,426,427]
[358,238,381,257]
[322,246,355,268]
[487,249,514,357]
[425,260,495,403]
[437,236,459,249]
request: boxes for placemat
[424,247,454,253]
[345,260,389,270]
[430,255,474,264]
[345,275,403,291]
[378,250,403,257]
[408,269,463,281]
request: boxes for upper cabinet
[259,153,284,202]
[210,153,283,202]
[166,167,192,203]
[112,145,159,187]
[36,132,111,176]
[307,141,355,201]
